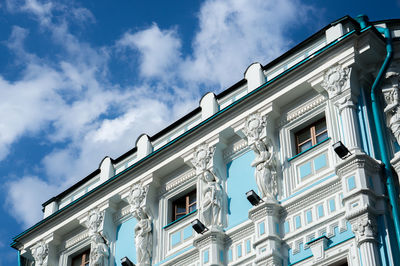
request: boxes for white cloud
[117,24,182,79]
[5,176,59,228]
[3,0,316,227]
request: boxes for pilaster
[248,199,283,266]
[193,229,227,266]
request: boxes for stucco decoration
[250,139,278,200]
[321,65,350,98]
[128,183,153,266]
[192,144,223,229]
[242,113,267,144]
[351,216,377,245]
[383,70,400,145]
[86,208,103,236]
[89,233,109,266]
[243,112,278,200]
[32,241,48,266]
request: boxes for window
[172,190,196,221]
[295,118,328,154]
[71,249,90,266]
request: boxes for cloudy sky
[1,0,399,264]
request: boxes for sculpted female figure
[250,139,277,200]
[90,234,109,266]
[201,170,223,228]
[134,208,152,265]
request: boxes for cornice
[335,152,382,178]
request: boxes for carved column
[127,183,153,266]
[348,212,380,266]
[336,93,363,152]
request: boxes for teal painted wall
[226,151,257,230]
[114,217,137,265]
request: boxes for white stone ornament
[127,183,153,266]
[32,241,48,266]
[89,233,109,266]
[191,144,215,174]
[351,216,377,244]
[192,144,223,229]
[321,65,350,98]
[86,208,103,236]
[383,71,400,145]
[250,139,278,200]
[242,113,267,144]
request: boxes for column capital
[348,212,378,246]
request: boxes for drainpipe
[356,14,400,252]
[18,250,21,266]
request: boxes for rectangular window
[329,198,336,213]
[246,239,251,254]
[72,249,90,266]
[305,210,313,224]
[295,215,301,229]
[259,221,265,236]
[317,204,325,218]
[295,118,328,154]
[237,244,242,258]
[172,190,196,221]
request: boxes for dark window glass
[295,118,328,154]
[72,249,90,266]
[172,190,197,221]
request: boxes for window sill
[163,209,197,230]
[288,137,330,162]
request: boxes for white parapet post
[43,201,59,218]
[200,92,219,121]
[99,156,115,183]
[325,23,344,43]
[244,63,265,92]
[136,134,153,160]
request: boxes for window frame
[71,249,90,266]
[295,118,328,154]
[172,189,197,222]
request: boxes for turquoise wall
[226,151,257,230]
[114,217,137,265]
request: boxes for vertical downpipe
[356,14,400,253]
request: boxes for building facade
[11,15,400,266]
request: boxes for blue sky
[0,0,399,264]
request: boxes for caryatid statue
[192,144,223,228]
[243,113,278,200]
[128,184,153,265]
[86,208,110,266]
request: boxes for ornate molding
[242,112,267,144]
[165,170,196,191]
[32,241,48,266]
[282,95,325,125]
[321,64,351,98]
[86,208,103,236]
[193,229,227,249]
[335,153,382,178]
[65,231,89,249]
[249,200,282,221]
[348,212,377,246]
